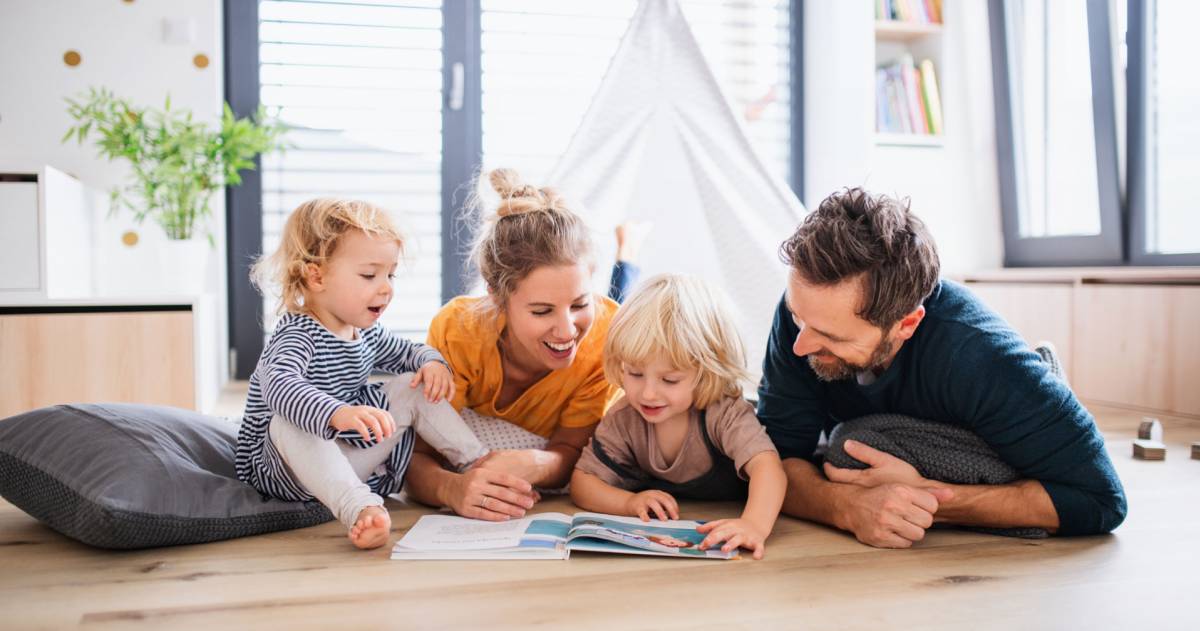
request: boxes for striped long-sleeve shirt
[236,312,446,502]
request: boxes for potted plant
[63,87,287,293]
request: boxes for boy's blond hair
[252,198,404,315]
[604,274,751,409]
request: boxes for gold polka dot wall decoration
[193,53,209,69]
[63,50,82,67]
[121,231,140,247]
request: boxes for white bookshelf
[875,132,945,147]
[874,19,943,41]
[873,10,945,145]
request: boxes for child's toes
[348,507,391,550]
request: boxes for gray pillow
[0,403,332,549]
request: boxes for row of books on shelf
[876,55,943,136]
[876,0,943,24]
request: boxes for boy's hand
[411,361,455,403]
[330,405,395,442]
[696,518,770,560]
[624,490,679,522]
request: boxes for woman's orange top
[425,295,620,438]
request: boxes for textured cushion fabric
[826,414,1049,539]
[0,403,332,550]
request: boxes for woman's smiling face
[500,263,596,373]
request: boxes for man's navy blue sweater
[756,280,1127,535]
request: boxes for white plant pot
[158,238,210,296]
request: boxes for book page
[395,513,572,551]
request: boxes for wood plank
[959,267,1200,284]
[0,311,194,417]
[964,282,1074,381]
[0,405,1196,629]
[1073,285,1200,416]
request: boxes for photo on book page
[565,512,736,559]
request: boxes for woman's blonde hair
[603,274,751,409]
[252,198,404,315]
[468,168,594,315]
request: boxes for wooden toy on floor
[1137,417,1163,442]
[1133,439,1166,461]
[1132,417,1166,461]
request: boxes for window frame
[224,0,265,380]
[988,0,1125,267]
[1126,0,1200,266]
[223,0,804,379]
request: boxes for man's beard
[807,336,896,382]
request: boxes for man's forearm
[933,479,1060,532]
[780,457,851,531]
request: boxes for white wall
[0,0,228,387]
[804,0,1004,274]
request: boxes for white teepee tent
[547,0,806,369]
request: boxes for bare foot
[615,221,653,263]
[348,506,391,550]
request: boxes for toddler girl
[236,198,487,549]
[570,274,786,559]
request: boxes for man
[757,188,1126,548]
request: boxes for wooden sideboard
[960,268,1200,418]
[0,297,217,418]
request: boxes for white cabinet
[0,165,97,303]
[0,178,40,291]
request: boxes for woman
[404,168,644,521]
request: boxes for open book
[391,512,738,560]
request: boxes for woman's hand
[624,490,680,521]
[696,518,770,560]
[443,467,538,521]
[411,361,455,403]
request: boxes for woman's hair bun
[489,168,563,218]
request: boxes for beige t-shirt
[575,395,778,490]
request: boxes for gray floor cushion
[0,403,333,549]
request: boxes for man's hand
[411,361,455,402]
[838,482,954,548]
[824,439,927,488]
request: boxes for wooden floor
[2,403,1197,630]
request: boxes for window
[1129,0,1200,263]
[257,0,445,340]
[479,1,633,183]
[989,0,1122,265]
[479,0,792,183]
[991,0,1200,266]
[1010,0,1101,238]
[224,0,801,378]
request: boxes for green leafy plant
[63,87,287,243]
